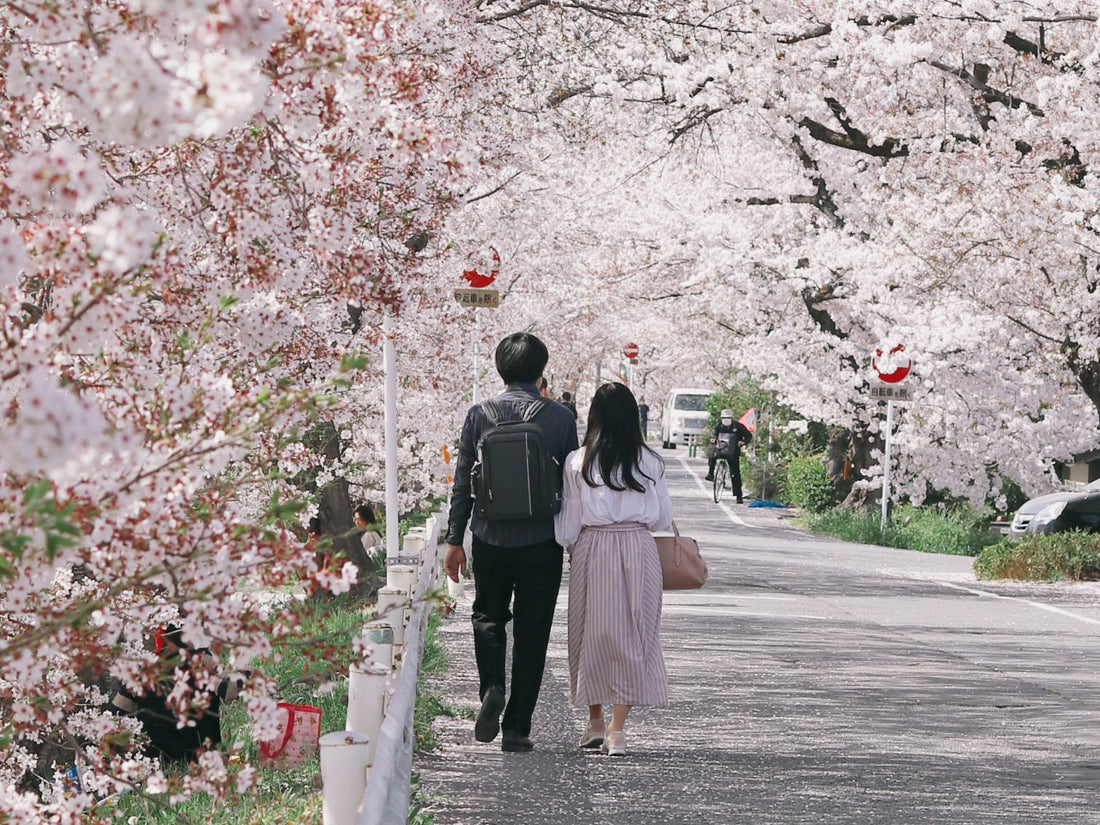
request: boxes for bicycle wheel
[713,459,729,503]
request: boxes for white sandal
[578,721,605,749]
[601,729,626,756]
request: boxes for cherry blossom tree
[0,0,485,816]
[8,0,1100,817]
[458,2,1100,506]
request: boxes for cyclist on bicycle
[705,409,753,503]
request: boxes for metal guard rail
[356,513,443,825]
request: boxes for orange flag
[739,408,756,432]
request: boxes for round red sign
[872,344,911,384]
[461,245,499,288]
[623,342,639,359]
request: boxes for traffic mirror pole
[383,310,400,563]
[881,399,893,538]
[871,343,910,539]
[472,308,480,405]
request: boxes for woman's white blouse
[554,446,674,548]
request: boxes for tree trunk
[825,427,882,509]
[1065,348,1100,427]
[303,421,379,596]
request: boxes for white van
[660,388,712,448]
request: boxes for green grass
[800,504,1000,557]
[802,504,1100,581]
[974,532,1100,581]
[101,593,457,824]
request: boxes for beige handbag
[653,521,708,590]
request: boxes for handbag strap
[670,520,683,564]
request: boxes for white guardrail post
[320,731,372,825]
[352,514,442,822]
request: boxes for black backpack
[471,398,562,521]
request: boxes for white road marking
[937,580,1100,627]
[676,455,762,528]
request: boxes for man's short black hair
[495,332,549,385]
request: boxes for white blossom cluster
[450,0,1100,506]
[8,0,1100,813]
[0,0,482,811]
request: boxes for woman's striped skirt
[568,522,668,707]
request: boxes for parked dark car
[1026,487,1100,535]
[1010,478,1100,536]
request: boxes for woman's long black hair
[581,382,657,493]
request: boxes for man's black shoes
[473,688,533,750]
[501,731,534,752]
[474,685,505,743]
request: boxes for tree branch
[477,0,549,23]
[670,106,724,144]
[779,14,916,44]
[926,58,1045,117]
[463,169,525,204]
[798,111,908,158]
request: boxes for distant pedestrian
[637,396,649,437]
[444,332,579,753]
[560,391,578,420]
[555,382,673,757]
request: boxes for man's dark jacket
[713,420,752,457]
[445,382,579,548]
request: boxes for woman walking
[554,382,673,756]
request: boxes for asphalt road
[415,451,1100,824]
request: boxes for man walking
[444,333,579,752]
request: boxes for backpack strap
[482,397,546,425]
[521,397,548,422]
[481,399,503,425]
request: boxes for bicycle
[712,457,730,503]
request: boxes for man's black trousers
[470,535,563,738]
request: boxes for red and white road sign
[872,344,911,384]
[462,245,499,288]
[623,342,639,359]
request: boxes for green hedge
[888,505,991,556]
[785,454,834,512]
[974,532,1100,581]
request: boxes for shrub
[743,456,785,502]
[786,454,834,512]
[801,507,883,544]
[974,532,1100,581]
[887,505,991,556]
[802,504,999,556]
